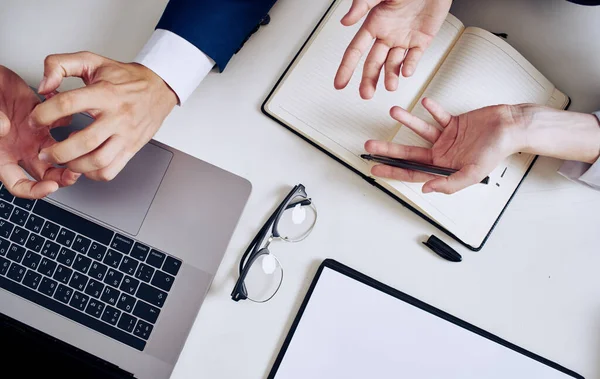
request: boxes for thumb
[422,165,483,195]
[38,51,105,94]
[0,111,10,138]
[341,0,379,26]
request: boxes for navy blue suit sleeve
[156,0,277,71]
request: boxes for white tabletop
[1,0,599,378]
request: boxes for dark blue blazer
[156,0,277,72]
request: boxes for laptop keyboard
[0,185,182,351]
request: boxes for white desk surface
[1,0,599,378]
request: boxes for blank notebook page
[266,0,464,171]
[387,28,558,247]
[272,267,575,379]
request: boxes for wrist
[135,63,178,113]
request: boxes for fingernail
[423,186,433,194]
[73,173,82,180]
[39,151,50,162]
[38,76,48,93]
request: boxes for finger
[422,165,483,195]
[0,111,10,138]
[334,28,374,90]
[0,163,58,199]
[38,118,114,165]
[364,140,432,163]
[422,97,452,128]
[360,40,389,99]
[38,51,105,94]
[29,84,109,128]
[402,47,425,77]
[67,136,124,173]
[85,150,133,182]
[21,156,81,188]
[341,0,378,26]
[371,164,438,182]
[390,106,441,143]
[384,48,406,92]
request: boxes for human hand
[334,0,452,99]
[364,98,526,194]
[29,51,178,181]
[0,65,79,199]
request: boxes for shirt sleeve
[557,111,600,190]
[133,29,215,104]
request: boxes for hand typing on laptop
[0,66,79,199]
[365,98,600,194]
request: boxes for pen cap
[423,235,462,262]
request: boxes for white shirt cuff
[557,111,600,190]
[134,29,215,104]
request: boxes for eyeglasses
[231,184,317,303]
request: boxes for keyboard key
[25,214,44,234]
[120,276,140,295]
[57,247,76,266]
[119,256,138,276]
[104,268,123,288]
[22,251,41,270]
[0,200,14,219]
[52,265,73,284]
[110,234,134,254]
[72,235,91,255]
[13,197,35,211]
[41,220,60,240]
[0,274,145,350]
[56,228,75,247]
[101,306,121,326]
[117,313,137,333]
[151,270,175,292]
[37,258,57,277]
[69,291,89,311]
[85,299,105,318]
[0,237,9,256]
[88,261,108,281]
[87,242,107,261]
[69,272,89,292]
[9,225,29,246]
[117,293,136,313]
[103,249,123,269]
[41,241,60,259]
[9,207,29,226]
[133,300,160,324]
[133,320,153,340]
[85,278,105,298]
[101,286,121,306]
[0,257,10,275]
[38,277,58,297]
[135,263,154,283]
[147,250,166,268]
[25,233,45,253]
[130,242,150,261]
[136,282,168,308]
[7,263,26,282]
[22,270,42,290]
[0,187,14,201]
[34,201,114,245]
[7,244,25,263]
[0,219,14,239]
[72,254,92,274]
[54,284,73,303]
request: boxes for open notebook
[262,0,570,250]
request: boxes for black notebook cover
[261,0,571,251]
[267,259,584,379]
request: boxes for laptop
[0,111,252,378]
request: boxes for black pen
[361,154,489,185]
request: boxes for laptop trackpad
[47,115,173,236]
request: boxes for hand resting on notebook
[334,0,452,99]
[0,66,80,199]
[365,98,600,194]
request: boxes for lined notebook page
[386,28,559,247]
[265,0,464,173]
